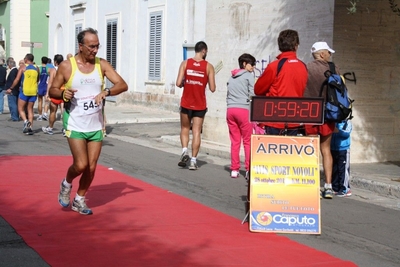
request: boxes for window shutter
[148,12,162,80]
[107,20,118,70]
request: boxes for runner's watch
[104,88,111,96]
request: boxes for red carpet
[0,156,357,267]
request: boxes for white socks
[324,183,332,189]
[75,193,84,201]
[62,178,72,188]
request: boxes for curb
[160,135,236,160]
[351,176,400,199]
[160,135,400,199]
[107,117,179,124]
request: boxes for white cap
[311,42,335,54]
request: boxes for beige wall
[202,0,335,155]
[203,0,400,163]
[333,0,400,162]
[118,0,400,163]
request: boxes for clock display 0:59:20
[250,97,324,124]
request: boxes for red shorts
[51,86,65,105]
[305,122,335,137]
[51,98,63,105]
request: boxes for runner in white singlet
[49,28,128,215]
[63,56,104,133]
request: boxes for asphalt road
[1,117,400,267]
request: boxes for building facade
[48,0,400,163]
[0,0,49,63]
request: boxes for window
[105,19,118,98]
[148,12,162,80]
[75,23,82,54]
[107,19,118,70]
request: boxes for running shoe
[231,170,239,178]
[323,188,334,199]
[245,171,249,181]
[336,189,352,197]
[42,113,48,121]
[42,126,54,135]
[189,161,198,170]
[26,128,34,135]
[58,180,72,207]
[22,121,30,134]
[36,115,43,121]
[178,151,190,167]
[345,189,352,197]
[62,128,66,137]
[72,197,93,215]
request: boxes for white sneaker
[188,161,198,170]
[37,115,43,121]
[58,180,72,207]
[231,170,239,178]
[71,197,93,215]
[42,113,48,121]
[42,126,54,135]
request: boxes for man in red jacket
[254,29,308,136]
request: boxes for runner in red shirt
[175,41,216,170]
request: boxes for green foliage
[389,0,400,16]
[347,1,357,14]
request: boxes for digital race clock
[250,96,324,124]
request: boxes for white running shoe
[42,126,54,135]
[189,161,198,170]
[58,180,72,207]
[231,170,239,178]
[72,197,93,215]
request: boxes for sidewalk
[3,98,400,199]
[103,102,400,200]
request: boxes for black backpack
[319,62,354,123]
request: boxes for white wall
[10,0,31,62]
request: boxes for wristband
[62,90,70,102]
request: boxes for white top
[64,57,104,132]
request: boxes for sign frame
[250,96,325,125]
[249,135,321,234]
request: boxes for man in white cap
[304,41,339,199]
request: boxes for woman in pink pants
[226,53,256,178]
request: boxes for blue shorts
[19,91,37,102]
[38,85,47,96]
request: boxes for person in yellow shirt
[8,54,39,135]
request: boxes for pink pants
[226,107,252,171]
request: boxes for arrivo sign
[250,96,324,124]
